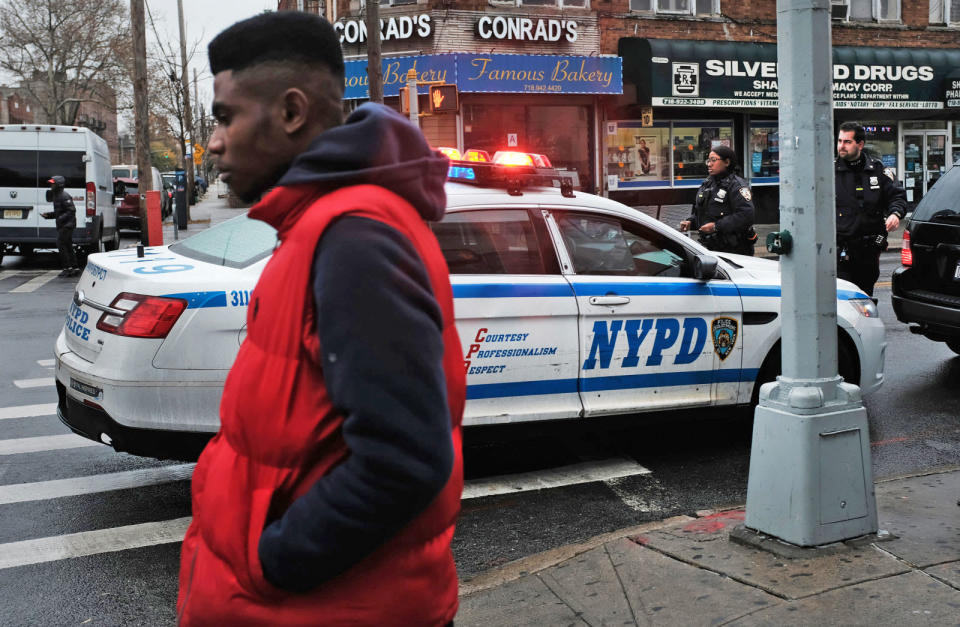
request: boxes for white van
[0,125,118,263]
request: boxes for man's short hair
[839,121,865,144]
[208,12,344,80]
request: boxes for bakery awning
[619,38,960,111]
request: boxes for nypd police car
[55,157,885,458]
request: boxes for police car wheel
[946,339,960,356]
[752,333,859,406]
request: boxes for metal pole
[743,0,877,547]
[130,0,152,246]
[177,0,194,219]
[406,69,419,127]
[366,0,383,103]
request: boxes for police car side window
[431,209,549,274]
[556,212,688,278]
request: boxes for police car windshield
[169,214,277,269]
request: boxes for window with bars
[629,0,719,15]
[930,0,960,24]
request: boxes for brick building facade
[279,0,960,217]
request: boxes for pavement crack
[604,542,652,627]
[535,572,594,627]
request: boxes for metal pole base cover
[745,379,878,547]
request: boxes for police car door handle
[589,296,631,306]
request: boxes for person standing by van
[44,176,79,277]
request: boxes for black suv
[892,165,960,354]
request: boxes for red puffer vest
[177,183,465,626]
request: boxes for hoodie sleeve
[257,215,453,593]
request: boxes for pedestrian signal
[399,87,430,115]
[429,84,458,113]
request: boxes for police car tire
[946,339,960,356]
[751,332,859,406]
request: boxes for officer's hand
[699,222,716,234]
[679,220,691,232]
[885,214,900,232]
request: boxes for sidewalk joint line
[604,542,646,626]
[535,571,594,627]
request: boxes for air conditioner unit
[831,2,848,20]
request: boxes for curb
[458,515,694,597]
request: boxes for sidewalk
[157,180,246,245]
[456,468,960,626]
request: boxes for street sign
[429,84,459,113]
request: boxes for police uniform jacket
[835,154,906,243]
[687,171,755,240]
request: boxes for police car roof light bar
[447,160,576,198]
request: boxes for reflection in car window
[170,214,277,269]
[430,209,548,274]
[912,166,960,222]
[556,212,687,277]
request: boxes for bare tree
[0,0,130,125]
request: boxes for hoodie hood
[277,103,449,221]
[48,175,65,188]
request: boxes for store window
[952,124,960,164]
[604,120,732,190]
[463,104,594,192]
[605,122,671,184]
[929,0,960,24]
[629,0,719,15]
[671,122,733,184]
[862,124,897,172]
[748,122,779,182]
[843,0,900,22]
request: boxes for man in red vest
[177,12,465,626]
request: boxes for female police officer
[680,145,756,256]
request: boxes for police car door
[547,209,743,416]
[430,207,582,426]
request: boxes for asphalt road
[0,248,957,624]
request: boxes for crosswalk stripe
[0,464,196,505]
[0,403,57,420]
[37,359,56,368]
[462,458,650,500]
[9,269,60,293]
[13,377,55,389]
[0,434,100,455]
[0,517,192,570]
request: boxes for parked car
[0,125,118,263]
[113,166,172,233]
[892,164,960,353]
[55,157,885,459]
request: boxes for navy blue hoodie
[257,104,456,592]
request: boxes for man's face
[207,71,291,203]
[837,130,863,161]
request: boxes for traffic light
[429,84,459,113]
[399,87,430,115]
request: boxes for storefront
[613,38,960,218]
[342,52,621,194]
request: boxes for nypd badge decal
[711,317,738,361]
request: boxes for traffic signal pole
[742,0,878,546]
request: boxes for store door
[903,132,948,207]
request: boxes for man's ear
[279,87,310,135]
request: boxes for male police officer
[835,121,906,296]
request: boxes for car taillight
[901,229,912,266]
[96,292,187,338]
[86,182,95,217]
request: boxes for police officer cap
[48,175,65,187]
[208,12,344,79]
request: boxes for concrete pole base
[744,380,879,547]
